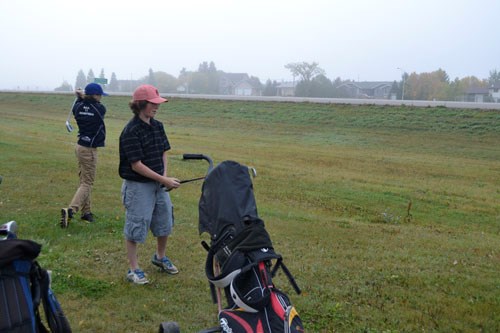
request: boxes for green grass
[0,92,499,332]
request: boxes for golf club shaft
[164,176,205,192]
[180,176,205,184]
[67,98,77,121]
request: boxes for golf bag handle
[182,154,214,172]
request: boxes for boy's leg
[156,235,167,259]
[126,239,149,284]
[122,180,154,283]
[69,145,97,214]
[126,239,139,270]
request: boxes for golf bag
[0,236,72,333]
[199,161,304,332]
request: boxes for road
[3,90,500,110]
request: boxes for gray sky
[1,0,498,90]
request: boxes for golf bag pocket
[219,289,304,333]
[219,310,265,333]
[0,260,36,332]
[0,239,72,333]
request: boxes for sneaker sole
[127,278,149,285]
[60,209,70,228]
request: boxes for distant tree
[148,68,156,86]
[460,76,486,88]
[179,67,187,78]
[154,71,178,93]
[99,69,106,79]
[295,81,310,97]
[54,80,72,92]
[247,76,262,95]
[184,61,220,94]
[178,67,190,93]
[206,62,219,94]
[208,61,217,72]
[86,69,95,85]
[405,69,450,101]
[75,70,86,90]
[488,69,500,85]
[331,77,344,97]
[399,72,409,100]
[389,81,399,99]
[285,62,325,82]
[309,74,334,97]
[435,68,449,83]
[189,71,209,94]
[448,76,487,101]
[262,79,278,96]
[296,74,333,97]
[198,61,209,73]
[108,72,119,92]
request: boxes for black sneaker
[81,212,95,223]
[60,208,73,228]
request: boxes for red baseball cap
[133,84,168,103]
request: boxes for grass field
[0,92,499,332]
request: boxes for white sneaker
[127,268,149,285]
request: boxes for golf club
[0,221,18,240]
[164,176,211,192]
[164,154,213,192]
[65,98,77,133]
[249,167,257,178]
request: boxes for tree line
[54,61,500,102]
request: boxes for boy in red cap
[119,84,180,284]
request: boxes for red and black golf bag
[198,160,304,333]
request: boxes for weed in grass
[379,209,403,224]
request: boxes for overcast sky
[1,0,499,90]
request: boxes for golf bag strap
[205,247,245,288]
[205,246,282,289]
[31,262,50,333]
[271,258,302,295]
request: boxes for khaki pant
[69,144,98,215]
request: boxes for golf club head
[65,120,74,132]
[0,221,18,240]
[249,167,257,178]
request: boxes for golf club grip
[182,153,206,160]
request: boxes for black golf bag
[199,161,304,332]
[0,229,72,333]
